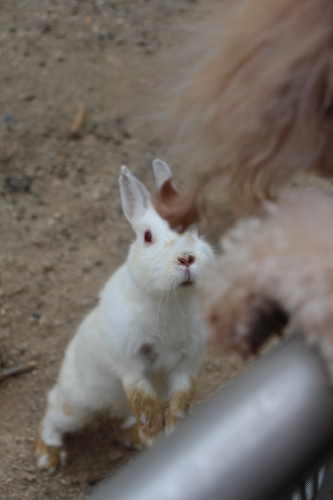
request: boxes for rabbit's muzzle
[178,254,196,286]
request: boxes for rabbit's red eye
[144,231,153,244]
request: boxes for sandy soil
[0,1,251,499]
[3,2,331,499]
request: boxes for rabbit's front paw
[125,386,164,447]
[165,381,196,435]
[138,401,164,446]
[35,428,68,473]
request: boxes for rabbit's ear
[119,166,151,223]
[152,159,173,190]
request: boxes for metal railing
[89,336,333,500]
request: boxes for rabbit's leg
[123,379,164,447]
[36,385,91,472]
[109,392,144,450]
[110,416,144,450]
[165,372,196,435]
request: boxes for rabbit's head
[119,160,214,296]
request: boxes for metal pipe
[90,336,333,500]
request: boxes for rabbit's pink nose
[178,255,195,267]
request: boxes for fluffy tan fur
[199,190,333,378]
[156,0,333,229]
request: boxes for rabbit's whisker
[140,283,160,297]
[172,287,193,333]
[156,291,171,352]
[163,290,170,330]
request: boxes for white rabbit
[35,160,214,472]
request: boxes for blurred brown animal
[155,0,333,230]
[198,190,333,379]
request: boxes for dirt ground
[0,1,251,499]
[4,2,333,499]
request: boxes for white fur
[38,160,214,455]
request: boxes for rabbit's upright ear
[152,159,173,190]
[119,166,151,223]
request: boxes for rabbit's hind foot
[35,425,68,473]
[111,416,144,450]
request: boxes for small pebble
[55,51,66,62]
[18,93,35,102]
[4,115,16,129]
[22,472,36,483]
[42,23,51,33]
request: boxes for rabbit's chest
[142,324,195,366]
[140,340,184,371]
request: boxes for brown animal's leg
[124,384,164,447]
[166,379,196,434]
